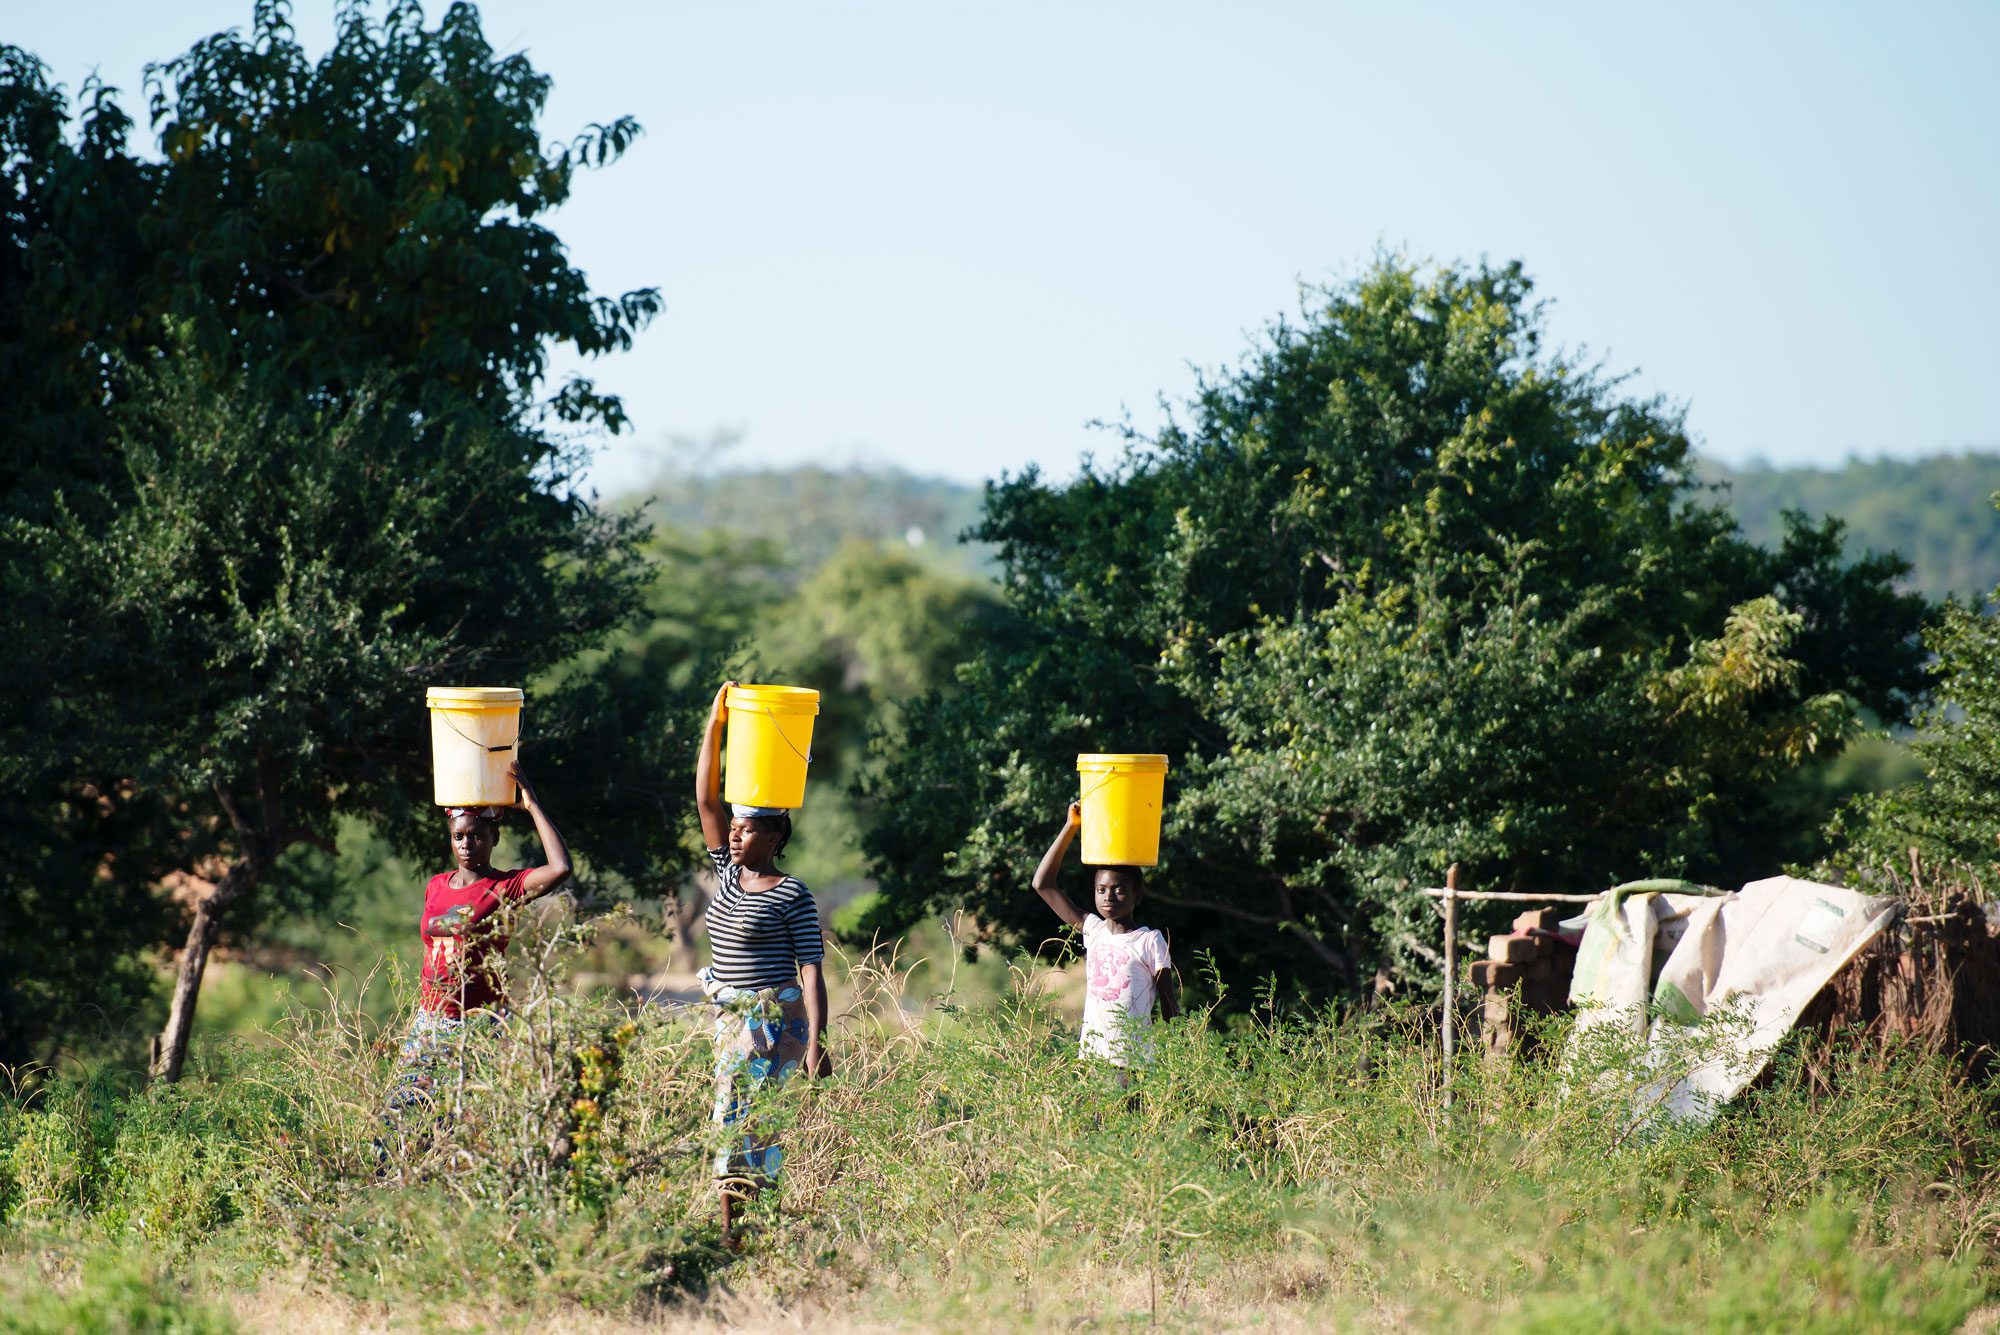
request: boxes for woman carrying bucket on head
[385,689,572,1129]
[693,679,829,1243]
[382,769,570,1151]
[1030,754,1180,1081]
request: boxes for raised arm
[695,680,734,849]
[1030,802,1085,929]
[511,762,573,897]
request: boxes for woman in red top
[387,760,572,1119]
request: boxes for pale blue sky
[14,2,1999,494]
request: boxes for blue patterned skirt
[702,967,809,1189]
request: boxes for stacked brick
[1467,907,1578,1058]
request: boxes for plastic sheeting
[1564,876,1899,1125]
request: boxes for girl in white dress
[1030,801,1180,1073]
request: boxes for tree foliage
[0,2,677,1069]
[1828,520,2000,883]
[861,259,1933,998]
[51,347,653,864]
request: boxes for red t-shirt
[418,868,532,1018]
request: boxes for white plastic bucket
[426,686,523,806]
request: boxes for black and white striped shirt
[704,847,823,991]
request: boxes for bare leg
[719,1181,764,1250]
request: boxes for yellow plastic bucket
[724,684,820,809]
[427,686,524,806]
[1076,753,1169,866]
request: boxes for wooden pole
[1420,888,1604,903]
[1441,863,1458,1111]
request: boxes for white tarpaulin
[1564,875,1899,1125]
[1566,881,1728,1043]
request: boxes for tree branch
[208,852,259,912]
[255,741,286,851]
[211,775,254,848]
[1280,918,1358,984]
[257,257,350,306]
[1153,885,1359,986]
[1145,890,1284,926]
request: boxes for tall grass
[1,929,1994,1331]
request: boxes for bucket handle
[731,703,814,765]
[1076,770,1165,807]
[1078,772,1135,808]
[434,710,519,754]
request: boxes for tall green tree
[1828,501,2000,883]
[0,57,173,1059]
[50,354,659,1080]
[862,259,1932,998]
[0,2,677,1073]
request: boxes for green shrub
[2,1064,137,1219]
[0,1246,236,1334]
[0,943,1994,1328]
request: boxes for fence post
[1442,862,1459,1110]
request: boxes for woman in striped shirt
[694,680,829,1240]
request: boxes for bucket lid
[1076,753,1169,773]
[726,683,821,715]
[427,686,524,708]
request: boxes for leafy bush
[1831,560,2000,883]
[0,1246,236,1334]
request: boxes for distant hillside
[620,452,2000,603]
[620,464,992,579]
[1700,453,2000,602]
